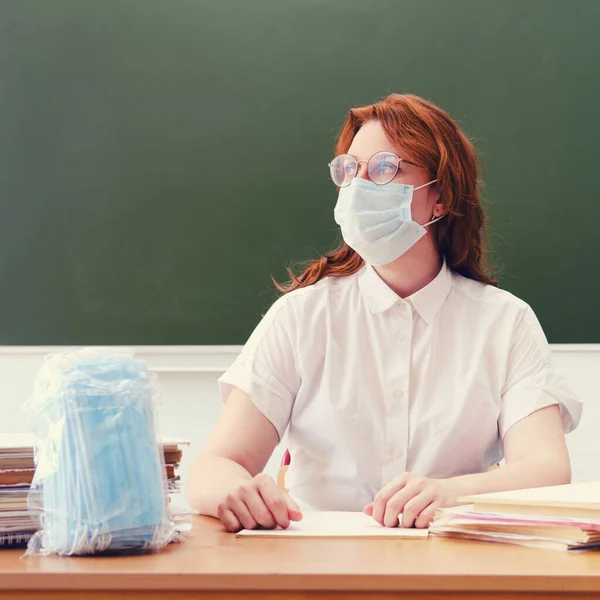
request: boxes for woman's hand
[364,472,462,529]
[217,473,303,532]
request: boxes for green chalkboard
[1,0,598,345]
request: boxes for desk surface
[1,516,600,599]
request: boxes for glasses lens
[368,152,399,185]
[330,155,357,187]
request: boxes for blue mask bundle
[25,348,175,556]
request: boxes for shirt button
[399,333,407,343]
[386,447,405,461]
[394,389,405,399]
[397,301,407,312]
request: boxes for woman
[187,94,582,531]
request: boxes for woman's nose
[355,160,370,181]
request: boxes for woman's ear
[428,184,445,217]
[432,199,448,218]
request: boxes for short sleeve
[499,305,583,439]
[218,296,300,440]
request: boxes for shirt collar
[358,260,453,324]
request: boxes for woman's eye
[378,162,396,174]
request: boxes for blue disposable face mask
[26,349,174,556]
[333,177,443,266]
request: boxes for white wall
[0,345,598,489]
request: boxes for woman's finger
[414,501,439,529]
[400,489,435,528]
[382,482,430,528]
[372,474,409,525]
[382,485,419,528]
[257,478,292,528]
[218,505,242,532]
[285,494,304,521]
[227,496,259,530]
[376,481,418,527]
[240,484,277,529]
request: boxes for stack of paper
[0,434,192,547]
[430,482,600,551]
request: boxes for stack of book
[0,433,191,548]
[163,437,186,488]
[430,482,600,551]
[161,437,194,523]
[0,435,38,547]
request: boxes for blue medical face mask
[333,177,443,266]
[27,349,173,556]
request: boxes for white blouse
[218,262,582,511]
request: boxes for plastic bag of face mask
[23,347,178,556]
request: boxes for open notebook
[236,511,428,538]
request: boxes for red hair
[276,93,497,292]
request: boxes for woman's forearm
[447,454,571,499]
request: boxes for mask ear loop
[414,179,444,227]
[413,178,437,191]
[422,213,446,227]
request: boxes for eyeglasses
[328,151,418,187]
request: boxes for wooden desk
[1,516,600,599]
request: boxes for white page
[236,511,428,538]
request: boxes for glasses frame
[328,151,419,187]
